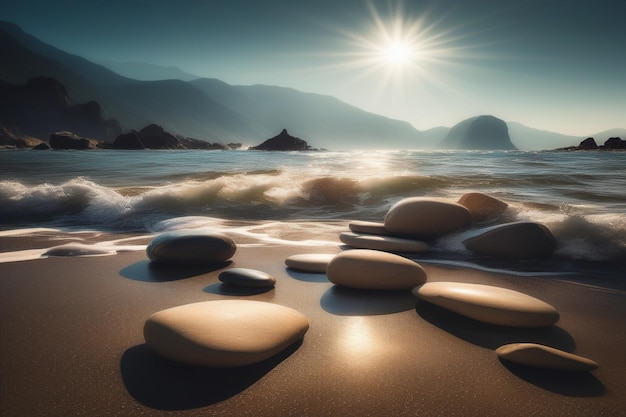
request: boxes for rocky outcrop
[555,136,625,151]
[109,124,230,150]
[0,77,121,142]
[250,129,312,151]
[0,126,43,148]
[440,115,517,150]
[49,131,98,149]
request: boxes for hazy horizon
[2,0,625,136]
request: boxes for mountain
[439,115,517,150]
[506,122,578,150]
[0,21,427,148]
[190,79,423,149]
[96,61,200,81]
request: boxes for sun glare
[382,41,412,64]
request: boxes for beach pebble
[413,282,559,327]
[348,220,390,235]
[219,268,276,288]
[144,300,309,367]
[339,231,429,253]
[463,222,556,259]
[285,253,335,273]
[146,230,236,264]
[384,197,472,237]
[496,343,599,372]
[457,192,508,222]
[327,249,427,290]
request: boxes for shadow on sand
[415,300,606,397]
[203,282,274,296]
[321,285,417,316]
[285,268,329,283]
[119,260,231,282]
[121,341,302,410]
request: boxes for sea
[1,148,625,277]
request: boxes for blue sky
[2,0,625,134]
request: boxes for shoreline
[1,228,625,416]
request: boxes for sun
[380,40,418,66]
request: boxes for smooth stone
[285,253,335,273]
[348,220,390,235]
[384,197,472,237]
[147,230,236,265]
[326,249,427,290]
[339,231,429,253]
[413,282,559,327]
[463,221,556,259]
[219,268,276,288]
[496,343,599,372]
[457,192,508,222]
[144,300,309,367]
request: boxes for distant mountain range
[0,21,623,150]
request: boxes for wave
[1,172,625,265]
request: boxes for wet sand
[1,233,625,417]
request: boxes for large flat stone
[326,249,427,290]
[285,253,335,273]
[496,343,599,372]
[339,232,429,253]
[147,230,236,265]
[413,282,559,327]
[384,197,471,237]
[348,221,390,235]
[144,300,309,367]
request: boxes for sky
[2,0,625,135]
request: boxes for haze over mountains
[1,21,622,150]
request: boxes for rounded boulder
[463,222,556,259]
[147,230,236,265]
[384,197,471,237]
[457,192,508,222]
[219,268,276,288]
[326,249,427,290]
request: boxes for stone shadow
[120,260,231,282]
[285,268,329,283]
[499,359,606,397]
[203,282,274,296]
[321,285,417,316]
[121,341,302,410]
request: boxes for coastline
[1,227,625,416]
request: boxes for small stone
[496,343,599,372]
[339,232,429,253]
[463,222,556,259]
[146,230,236,265]
[285,253,335,273]
[144,300,309,367]
[219,268,276,288]
[348,221,390,235]
[326,249,427,290]
[413,282,559,328]
[384,197,471,238]
[457,192,508,222]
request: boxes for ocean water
[1,148,625,272]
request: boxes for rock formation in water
[439,115,517,150]
[49,131,98,149]
[554,136,625,151]
[108,124,230,150]
[250,129,311,151]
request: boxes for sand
[1,230,625,417]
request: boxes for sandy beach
[1,229,625,417]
